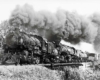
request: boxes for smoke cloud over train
[8,4,100,54]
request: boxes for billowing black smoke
[9,4,98,45]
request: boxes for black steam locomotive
[0,28,97,65]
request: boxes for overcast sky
[0,0,100,22]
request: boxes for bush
[61,66,100,80]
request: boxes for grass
[0,64,100,80]
[0,65,63,80]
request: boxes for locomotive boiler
[0,28,97,65]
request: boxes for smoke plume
[61,40,96,53]
[9,4,98,45]
[90,13,100,53]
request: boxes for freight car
[0,28,97,65]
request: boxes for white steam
[61,40,96,53]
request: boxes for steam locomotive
[0,28,97,65]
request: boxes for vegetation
[0,65,63,80]
[0,65,100,80]
[61,66,100,80]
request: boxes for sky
[0,0,100,22]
